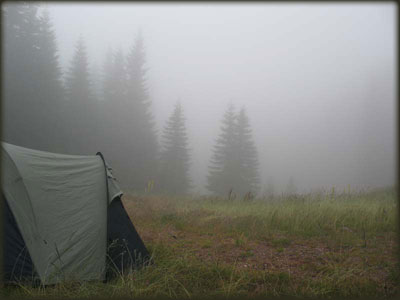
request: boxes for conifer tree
[101,47,127,126]
[90,62,103,102]
[35,9,66,152]
[207,103,241,195]
[94,48,113,162]
[64,37,95,154]
[3,3,66,153]
[36,9,64,102]
[207,104,260,197]
[102,47,115,103]
[99,47,128,179]
[111,48,127,106]
[235,107,260,195]
[3,2,43,148]
[102,47,127,104]
[125,32,159,190]
[158,103,191,195]
[65,37,92,104]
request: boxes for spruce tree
[99,47,128,180]
[102,47,127,104]
[64,37,95,154]
[3,2,42,149]
[36,9,64,102]
[158,103,191,195]
[3,3,66,153]
[207,103,241,195]
[35,9,66,152]
[90,62,103,102]
[102,47,115,103]
[235,107,260,195]
[111,48,128,106]
[207,105,260,197]
[125,32,159,191]
[65,37,92,105]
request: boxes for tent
[1,142,150,285]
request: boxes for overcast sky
[44,2,396,194]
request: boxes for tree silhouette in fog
[124,32,159,191]
[207,103,240,195]
[99,47,130,186]
[235,107,260,195]
[36,9,66,152]
[158,102,192,194]
[65,37,92,106]
[102,46,116,103]
[101,47,127,148]
[3,3,65,153]
[64,37,96,154]
[207,104,260,197]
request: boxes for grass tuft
[3,187,398,298]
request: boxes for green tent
[2,142,149,285]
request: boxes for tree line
[2,2,260,197]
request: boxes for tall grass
[3,187,398,299]
[128,187,397,242]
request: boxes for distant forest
[2,2,260,196]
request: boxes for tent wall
[3,194,150,284]
[2,142,149,285]
[3,193,39,284]
[106,197,150,279]
[1,143,108,284]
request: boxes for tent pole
[96,152,109,282]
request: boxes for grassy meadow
[3,187,399,299]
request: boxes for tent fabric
[1,142,134,285]
[3,192,39,284]
[107,197,150,278]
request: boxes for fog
[5,2,397,195]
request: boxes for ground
[122,190,399,298]
[3,188,399,299]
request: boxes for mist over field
[2,2,396,195]
[2,3,399,297]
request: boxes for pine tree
[207,103,241,196]
[111,48,128,107]
[2,2,43,148]
[125,32,159,191]
[102,47,127,103]
[235,107,260,195]
[36,9,64,100]
[99,47,128,180]
[90,62,103,102]
[207,104,260,197]
[3,3,67,153]
[64,37,95,154]
[158,102,191,195]
[65,37,92,104]
[102,46,115,103]
[35,9,66,152]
